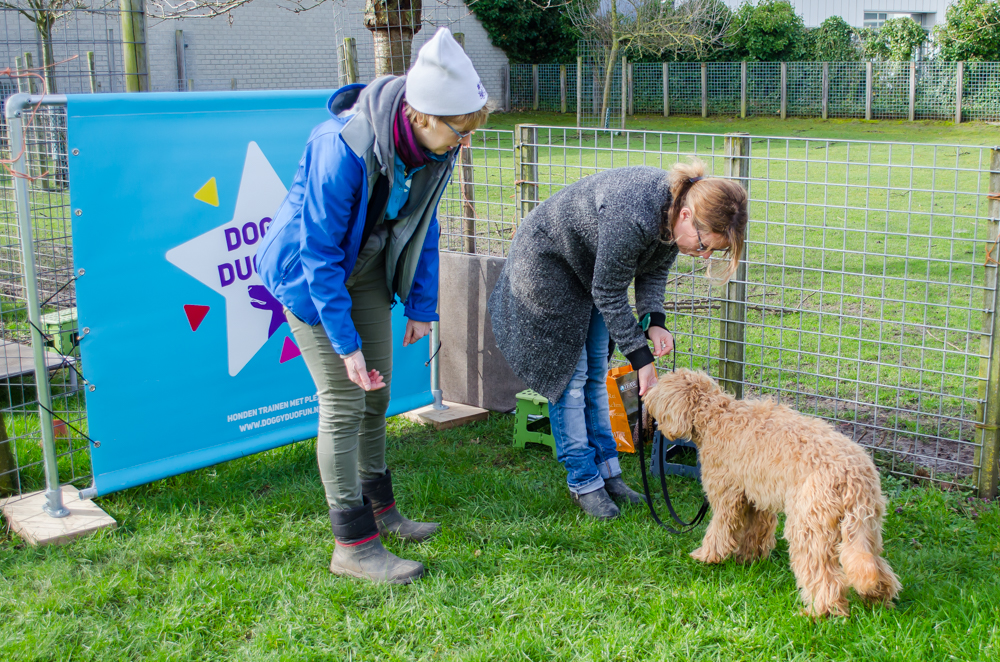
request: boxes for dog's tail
[839,479,901,602]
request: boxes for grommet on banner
[71,148,79,155]
[93,441,101,448]
[74,209,82,216]
[88,385,95,392]
[77,268,85,276]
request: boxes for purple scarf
[394,101,430,170]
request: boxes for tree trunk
[40,25,57,94]
[0,412,17,496]
[365,0,422,78]
[600,42,620,126]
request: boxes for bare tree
[0,0,90,94]
[364,0,421,76]
[568,0,731,121]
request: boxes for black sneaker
[604,476,648,505]
[571,487,620,520]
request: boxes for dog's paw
[690,547,723,564]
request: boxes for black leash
[634,339,709,534]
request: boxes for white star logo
[166,142,290,376]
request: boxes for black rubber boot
[604,476,648,505]
[328,496,424,584]
[361,470,440,543]
[571,487,620,520]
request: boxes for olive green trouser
[285,251,392,511]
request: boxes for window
[863,12,888,28]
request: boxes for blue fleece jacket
[255,84,443,356]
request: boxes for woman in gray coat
[488,161,748,519]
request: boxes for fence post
[514,124,538,225]
[701,62,707,118]
[87,52,98,93]
[627,62,633,116]
[662,62,669,117]
[865,61,873,120]
[719,132,750,398]
[908,61,916,122]
[460,145,476,254]
[22,53,37,95]
[621,56,627,129]
[780,62,787,120]
[822,62,829,120]
[560,64,567,113]
[955,61,964,124]
[14,56,27,94]
[502,64,511,113]
[976,147,1000,498]
[5,96,69,519]
[532,64,539,111]
[740,61,747,119]
[119,0,149,92]
[576,57,582,127]
[175,30,186,92]
[343,38,358,85]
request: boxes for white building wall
[723,0,953,27]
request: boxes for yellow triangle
[194,177,219,207]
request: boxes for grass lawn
[1,414,998,661]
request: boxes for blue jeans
[548,306,621,495]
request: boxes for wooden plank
[0,341,73,381]
[399,401,489,431]
[1,485,117,546]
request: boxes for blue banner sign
[66,91,432,496]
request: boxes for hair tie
[688,176,704,184]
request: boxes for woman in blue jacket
[256,28,489,584]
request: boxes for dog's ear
[644,373,694,441]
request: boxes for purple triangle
[279,337,301,364]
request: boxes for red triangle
[279,336,301,363]
[184,304,210,331]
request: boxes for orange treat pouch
[606,366,640,453]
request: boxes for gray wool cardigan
[488,166,679,402]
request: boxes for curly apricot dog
[644,369,901,617]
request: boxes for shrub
[933,0,1000,61]
[465,0,579,64]
[727,0,807,62]
[804,16,863,61]
[861,16,927,61]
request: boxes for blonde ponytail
[663,159,748,283]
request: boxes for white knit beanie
[405,27,488,116]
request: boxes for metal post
[503,64,511,113]
[514,124,539,224]
[663,62,670,117]
[119,0,148,92]
[627,62,633,116]
[87,52,98,93]
[343,38,358,85]
[740,61,747,119]
[956,61,964,125]
[560,64,567,114]
[780,62,787,120]
[908,61,916,122]
[621,56,627,129]
[719,132,750,398]
[532,64,539,111]
[701,62,707,118]
[175,30,186,92]
[5,94,70,518]
[576,56,582,127]
[430,320,446,410]
[975,147,1000,498]
[821,62,829,120]
[865,61,873,121]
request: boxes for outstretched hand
[343,350,386,391]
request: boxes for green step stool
[39,307,78,357]
[513,389,557,459]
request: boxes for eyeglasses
[693,224,708,253]
[442,120,473,143]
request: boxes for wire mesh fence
[512,60,1000,123]
[0,100,89,502]
[578,40,622,129]
[0,3,130,95]
[459,124,1000,492]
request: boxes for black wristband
[626,346,655,371]
[643,312,667,338]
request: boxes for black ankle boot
[604,476,648,505]
[361,470,440,543]
[571,487,620,520]
[328,496,424,584]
